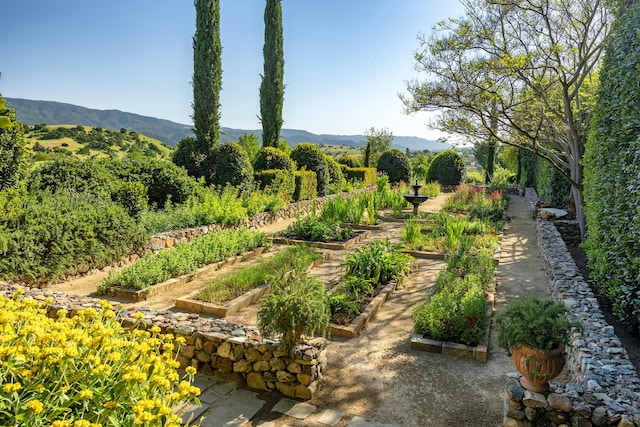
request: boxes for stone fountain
[403,181,430,216]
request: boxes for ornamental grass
[0,290,200,426]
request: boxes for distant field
[24,124,173,160]
[317,143,362,159]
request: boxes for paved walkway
[174,194,550,427]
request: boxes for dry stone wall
[504,188,640,426]
[0,283,326,400]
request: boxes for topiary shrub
[324,154,345,193]
[255,169,295,201]
[377,149,411,184]
[253,146,294,172]
[290,143,328,196]
[294,170,317,201]
[344,167,377,185]
[337,155,362,168]
[110,180,149,218]
[427,149,465,186]
[211,142,254,191]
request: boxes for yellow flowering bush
[0,292,200,426]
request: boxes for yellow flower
[185,366,197,376]
[79,389,93,399]
[2,382,22,393]
[175,336,186,345]
[133,312,145,321]
[26,399,44,413]
[73,421,91,427]
[50,421,72,427]
[103,401,120,409]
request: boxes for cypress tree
[259,0,284,148]
[188,0,222,180]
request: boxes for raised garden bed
[410,293,495,363]
[272,230,371,250]
[340,222,384,231]
[175,251,330,317]
[330,279,399,338]
[110,247,268,302]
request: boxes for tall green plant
[188,0,222,180]
[259,0,284,148]
[258,273,330,353]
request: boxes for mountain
[6,98,450,152]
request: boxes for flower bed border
[329,279,399,339]
[340,223,384,231]
[410,292,494,363]
[110,247,268,302]
[175,251,331,317]
[272,230,371,250]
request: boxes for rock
[246,372,267,391]
[276,371,296,383]
[297,373,312,386]
[287,362,302,373]
[276,381,296,398]
[253,361,270,372]
[523,390,548,408]
[195,350,211,363]
[547,393,572,412]
[217,342,232,359]
[181,345,195,359]
[591,406,607,426]
[244,347,261,362]
[270,358,286,372]
[233,360,252,373]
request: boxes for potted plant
[495,295,581,392]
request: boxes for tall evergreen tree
[183,0,222,180]
[259,0,284,148]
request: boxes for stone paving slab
[317,408,344,426]
[271,397,297,414]
[198,389,265,427]
[285,401,317,419]
[175,402,209,425]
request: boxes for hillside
[6,98,450,152]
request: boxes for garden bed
[410,293,495,362]
[340,223,384,231]
[272,230,371,250]
[175,251,330,317]
[330,279,399,338]
[110,247,268,302]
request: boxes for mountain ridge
[6,98,450,152]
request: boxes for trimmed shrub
[110,180,148,218]
[377,149,411,184]
[29,158,113,198]
[337,155,362,168]
[255,169,295,201]
[344,167,377,185]
[583,1,640,330]
[325,154,345,193]
[212,142,254,191]
[427,149,465,186]
[253,146,294,172]
[290,143,329,196]
[294,170,317,201]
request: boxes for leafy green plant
[401,219,426,249]
[283,215,353,242]
[495,295,582,352]
[257,272,330,353]
[444,219,466,253]
[365,195,378,225]
[343,239,413,284]
[327,293,361,326]
[99,228,266,292]
[376,149,412,184]
[196,244,321,304]
[427,149,465,186]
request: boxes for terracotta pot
[511,343,565,392]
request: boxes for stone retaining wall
[0,284,326,401]
[504,188,640,426]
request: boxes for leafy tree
[427,149,465,186]
[583,0,640,330]
[377,149,411,184]
[190,0,222,178]
[362,127,393,168]
[237,133,261,163]
[402,0,610,238]
[0,94,28,191]
[411,152,432,183]
[259,0,285,148]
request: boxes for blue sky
[2,1,465,140]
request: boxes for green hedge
[290,143,328,196]
[344,167,376,186]
[255,169,295,200]
[377,149,411,184]
[427,149,465,186]
[583,0,640,330]
[293,170,317,201]
[0,190,149,283]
